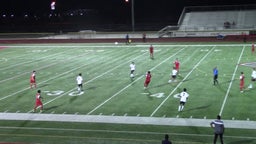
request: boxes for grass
[1,43,256,143]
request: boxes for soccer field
[1,43,256,143]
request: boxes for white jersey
[76,76,83,85]
[172,69,178,76]
[252,70,256,79]
[130,63,135,71]
[180,91,189,102]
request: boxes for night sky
[0,0,256,32]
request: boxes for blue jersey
[213,68,218,76]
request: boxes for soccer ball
[115,42,118,45]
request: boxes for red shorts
[35,100,43,107]
[144,80,150,85]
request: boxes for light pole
[131,0,135,31]
[125,0,135,31]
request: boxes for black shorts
[180,101,186,105]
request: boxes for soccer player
[249,68,256,89]
[252,43,255,54]
[144,71,151,89]
[210,115,225,144]
[173,58,180,72]
[213,67,219,85]
[33,90,43,113]
[30,70,36,89]
[129,62,136,79]
[178,88,189,112]
[149,44,154,59]
[76,73,83,92]
[168,67,178,83]
[240,72,245,93]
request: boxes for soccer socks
[178,105,184,111]
[249,84,253,89]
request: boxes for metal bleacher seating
[158,5,256,38]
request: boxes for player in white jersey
[249,68,256,89]
[76,73,83,92]
[130,62,136,79]
[168,67,178,83]
[178,88,189,112]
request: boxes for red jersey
[145,73,151,82]
[149,46,153,53]
[240,74,245,86]
[174,60,180,70]
[30,73,36,83]
[35,93,42,107]
[252,44,255,52]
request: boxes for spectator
[162,134,172,144]
[210,115,224,144]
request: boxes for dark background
[0,0,256,32]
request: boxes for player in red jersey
[149,45,154,59]
[240,72,245,93]
[173,58,180,72]
[144,71,151,89]
[30,70,36,89]
[34,90,43,112]
[252,43,255,54]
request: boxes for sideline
[0,113,256,130]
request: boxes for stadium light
[51,1,56,10]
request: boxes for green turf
[1,43,256,143]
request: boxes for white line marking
[86,48,185,115]
[219,46,245,115]
[150,46,216,116]
[28,51,149,113]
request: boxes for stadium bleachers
[159,5,256,37]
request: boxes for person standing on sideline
[76,73,83,92]
[210,115,224,144]
[142,33,146,43]
[125,34,130,44]
[240,72,245,93]
[168,67,178,83]
[162,134,172,144]
[252,43,255,54]
[249,68,256,89]
[213,67,219,85]
[33,90,43,113]
[129,62,136,79]
[178,88,189,112]
[173,58,180,73]
[144,71,151,89]
[149,44,154,59]
[30,70,36,89]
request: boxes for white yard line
[0,63,88,101]
[0,48,132,101]
[87,48,185,115]
[219,46,245,115]
[0,49,72,71]
[0,48,95,83]
[150,46,216,117]
[27,51,149,113]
